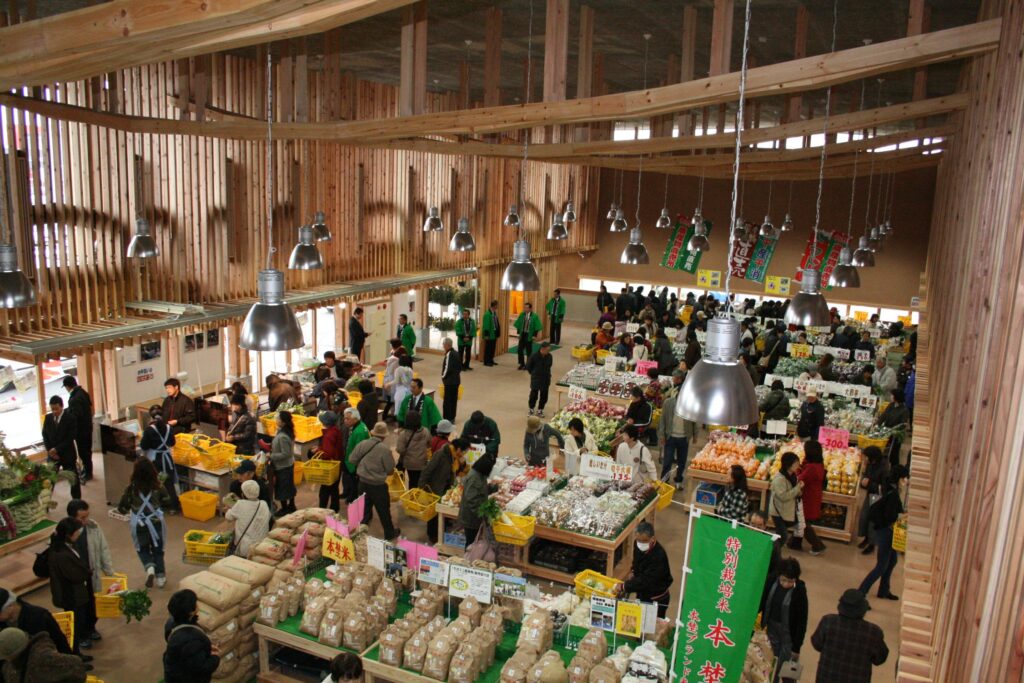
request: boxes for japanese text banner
[674,514,773,683]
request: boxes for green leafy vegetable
[477,498,502,523]
[120,589,152,624]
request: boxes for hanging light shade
[828,246,861,288]
[423,206,443,232]
[288,225,324,270]
[0,244,35,309]
[688,221,710,253]
[852,236,876,267]
[759,215,776,238]
[610,208,628,232]
[881,219,892,235]
[675,316,758,426]
[785,268,831,327]
[126,217,159,258]
[239,269,304,350]
[620,226,649,265]
[562,201,577,223]
[449,217,476,251]
[605,202,619,221]
[546,214,568,240]
[504,205,521,228]
[655,208,672,229]
[867,227,883,252]
[500,239,541,291]
[780,213,794,232]
[311,211,332,241]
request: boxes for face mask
[636,542,651,553]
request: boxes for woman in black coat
[356,379,380,429]
[48,517,93,658]
[164,589,220,683]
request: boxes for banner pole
[668,504,700,683]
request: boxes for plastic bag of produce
[209,555,275,586]
[180,572,251,611]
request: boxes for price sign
[834,347,851,360]
[603,356,627,372]
[765,419,788,436]
[580,453,633,481]
[813,345,831,358]
[859,395,878,409]
[567,385,588,403]
[448,564,493,604]
[418,558,450,586]
[792,378,808,395]
[664,327,678,339]
[854,310,869,321]
[869,327,882,338]
[779,376,794,389]
[854,349,872,362]
[762,373,776,386]
[321,528,356,564]
[615,601,644,638]
[625,322,640,334]
[790,343,813,359]
[818,426,851,449]
[635,360,659,377]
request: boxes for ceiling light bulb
[504,205,520,228]
[610,209,628,232]
[851,236,876,267]
[675,315,759,426]
[606,202,619,221]
[688,221,710,253]
[881,219,893,235]
[547,215,568,240]
[759,215,776,238]
[500,239,541,291]
[785,268,832,327]
[868,227,883,252]
[423,206,443,232]
[288,225,324,270]
[449,217,476,251]
[691,209,704,228]
[0,243,36,309]
[655,208,672,229]
[828,246,861,288]
[126,217,159,258]
[239,269,304,350]
[780,213,794,232]
[311,211,332,241]
[620,226,650,265]
[562,201,577,223]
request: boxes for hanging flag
[728,237,757,279]
[671,512,774,683]
[680,220,713,274]
[820,231,851,290]
[660,217,691,270]
[793,232,832,282]
[744,236,778,284]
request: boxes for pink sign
[818,426,851,450]
[347,494,366,534]
[292,529,309,567]
[397,539,439,570]
[635,360,659,377]
[324,514,349,536]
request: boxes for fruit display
[690,432,761,477]
[596,374,642,400]
[561,398,626,419]
[827,406,876,434]
[760,439,861,495]
[440,485,463,507]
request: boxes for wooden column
[785,4,810,124]
[458,60,471,109]
[399,1,428,116]
[708,0,733,133]
[679,4,698,135]
[907,0,931,127]
[543,0,569,102]
[576,5,594,99]
[483,7,502,108]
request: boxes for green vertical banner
[744,236,778,284]
[680,221,712,274]
[673,513,774,683]
[660,219,690,269]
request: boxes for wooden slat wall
[0,42,598,342]
[898,1,1024,680]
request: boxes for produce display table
[0,519,56,594]
[686,468,861,542]
[552,385,631,411]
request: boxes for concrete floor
[16,322,902,683]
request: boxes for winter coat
[441,348,462,386]
[269,431,295,469]
[759,389,791,420]
[0,632,87,683]
[420,444,455,496]
[345,421,370,473]
[66,386,93,445]
[318,424,344,462]
[0,600,72,654]
[48,543,92,609]
[357,391,380,430]
[769,473,800,523]
[878,402,910,429]
[41,413,77,469]
[225,498,272,557]
[396,426,431,472]
[349,437,396,485]
[811,614,889,683]
[796,400,826,439]
[652,338,676,372]
[759,577,809,654]
[798,461,826,521]
[622,540,673,603]
[658,394,697,442]
[461,416,501,457]
[397,393,441,430]
[523,425,565,466]
[161,392,196,434]
[861,458,889,496]
[868,484,903,531]
[78,519,113,592]
[458,470,490,529]
[526,351,554,389]
[224,412,257,455]
[163,620,220,683]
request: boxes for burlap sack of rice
[256,594,282,626]
[237,607,259,629]
[275,557,296,571]
[402,626,431,672]
[378,625,409,667]
[196,602,239,632]
[318,607,345,648]
[267,527,293,543]
[211,650,237,679]
[208,619,240,653]
[250,538,289,561]
[249,554,279,567]
[236,635,258,658]
[273,511,305,529]
[180,572,251,611]
[299,596,330,636]
[209,555,275,587]
[302,507,333,524]
[295,521,325,538]
[267,568,293,593]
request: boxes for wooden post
[399,2,427,116]
[413,1,427,115]
[576,5,594,99]
[785,4,810,124]
[680,4,698,134]
[708,0,734,77]
[484,7,502,108]
[907,0,930,127]
[458,60,471,110]
[543,0,569,102]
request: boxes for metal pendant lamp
[0,243,35,309]
[562,201,577,224]
[780,213,794,232]
[759,215,777,238]
[450,217,476,251]
[688,217,710,253]
[311,211,332,241]
[547,214,568,240]
[423,206,443,232]
[288,225,324,269]
[852,236,876,267]
[867,226,883,252]
[605,202,619,221]
[500,239,541,291]
[240,51,304,351]
[620,226,650,264]
[829,247,861,288]
[786,268,831,327]
[504,204,520,228]
[655,208,672,229]
[126,217,159,258]
[610,208,628,232]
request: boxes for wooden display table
[686,468,862,542]
[255,621,371,676]
[0,519,56,594]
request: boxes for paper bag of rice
[402,627,431,672]
[448,647,482,683]
[459,595,483,627]
[378,626,409,667]
[343,612,370,652]
[569,654,598,683]
[528,651,562,683]
[318,607,345,648]
[587,662,620,683]
[209,555,275,586]
[517,611,553,653]
[578,629,608,665]
[179,572,251,611]
[422,632,459,680]
[501,652,538,683]
[299,596,330,636]
[256,594,281,626]
[196,603,239,632]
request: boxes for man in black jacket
[349,307,369,361]
[164,589,220,683]
[796,391,826,439]
[62,376,94,483]
[617,522,673,617]
[42,396,81,499]
[161,378,196,437]
[526,342,554,417]
[596,285,614,314]
[440,338,461,422]
[0,588,73,654]
[759,558,809,681]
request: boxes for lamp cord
[634,35,650,229]
[266,50,275,270]
[0,148,10,244]
[765,178,773,219]
[517,0,535,241]
[810,0,839,267]
[846,81,866,236]
[722,0,753,311]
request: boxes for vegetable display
[120,589,153,624]
[760,439,862,495]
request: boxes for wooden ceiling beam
[543,0,570,103]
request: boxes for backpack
[32,546,50,578]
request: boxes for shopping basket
[304,453,341,485]
[574,569,621,599]
[94,574,129,618]
[655,480,675,511]
[52,611,74,648]
[856,434,890,450]
[387,470,408,502]
[346,390,362,407]
[183,530,232,565]
[492,514,536,546]
[892,518,907,553]
[292,460,305,485]
[179,489,218,522]
[171,444,201,467]
[571,345,595,361]
[400,488,440,521]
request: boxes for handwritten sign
[634,360,659,377]
[448,564,493,604]
[664,327,678,339]
[818,426,851,449]
[418,558,450,586]
[567,385,588,403]
[366,536,386,570]
[858,395,878,409]
[625,322,640,334]
[765,275,791,295]
[834,347,851,360]
[765,419,788,436]
[580,453,633,482]
[790,343,813,359]
[854,349,872,362]
[603,356,627,372]
[321,527,356,564]
[697,269,722,288]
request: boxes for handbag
[777,658,803,680]
[464,520,496,563]
[758,340,781,368]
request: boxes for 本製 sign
[321,527,356,564]
[817,426,851,450]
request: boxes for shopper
[595,321,616,349]
[46,517,92,661]
[421,438,467,544]
[161,378,196,437]
[349,307,369,361]
[759,380,791,421]
[397,378,441,431]
[355,379,379,432]
[116,458,170,588]
[378,341,404,419]
[526,341,554,417]
[791,440,828,555]
[430,420,455,454]
[396,410,430,490]
[658,388,696,488]
[854,331,875,353]
[229,459,272,508]
[546,289,566,345]
[388,357,415,418]
[61,376,94,484]
[616,522,673,617]
[652,330,675,375]
[514,302,542,370]
[817,353,837,382]
[350,422,399,540]
[458,453,497,545]
[715,465,751,521]
[749,512,783,575]
[523,415,565,467]
[857,446,889,555]
[759,558,809,683]
[810,589,889,683]
[481,300,501,366]
[0,627,89,682]
[455,308,476,371]
[41,396,81,500]
[266,374,303,412]
[223,395,257,455]
[137,406,181,512]
[223,479,270,556]
[769,452,804,547]
[269,411,297,516]
[615,425,657,483]
[596,286,614,315]
[460,410,501,458]
[563,417,596,476]
[316,411,344,511]
[314,350,341,383]
[163,589,220,683]
[872,356,897,400]
[796,391,825,440]
[614,333,633,358]
[324,652,364,682]
[66,500,110,648]
[858,465,908,600]
[440,338,462,422]
[0,590,72,655]
[878,388,910,468]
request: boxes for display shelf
[0,519,55,593]
[552,385,631,411]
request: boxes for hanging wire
[846,81,866,235]
[0,145,10,244]
[661,173,670,208]
[785,179,794,213]
[809,0,839,266]
[765,178,773,216]
[618,167,626,207]
[516,0,535,240]
[885,166,897,222]
[634,34,651,227]
[875,164,889,226]
[863,148,876,234]
[265,50,276,270]
[697,167,706,210]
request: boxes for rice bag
[318,607,345,648]
[343,612,369,652]
[578,629,608,665]
[459,596,483,627]
[208,555,275,586]
[403,627,431,672]
[256,594,281,626]
[239,586,264,613]
[299,596,329,636]
[422,633,458,680]
[378,626,408,668]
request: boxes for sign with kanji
[663,219,714,273]
[615,601,644,638]
[728,238,755,279]
[818,426,851,449]
[697,269,722,288]
[635,360,659,377]
[764,276,790,296]
[789,343,812,359]
[321,527,356,564]
[448,564,493,604]
[567,385,588,403]
[859,395,878,409]
[672,512,773,683]
[854,349,872,362]
[744,236,778,284]
[625,322,640,334]
[580,453,633,482]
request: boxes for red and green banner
[793,231,849,285]
[661,217,713,274]
[672,513,774,683]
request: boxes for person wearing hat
[460,410,501,458]
[523,415,565,467]
[349,422,399,540]
[343,408,369,504]
[796,390,825,440]
[229,459,272,508]
[811,589,889,682]
[758,558,809,683]
[395,410,431,490]
[0,627,89,682]
[421,437,469,544]
[315,411,345,511]
[0,589,72,655]
[526,342,554,418]
[163,589,220,683]
[595,321,616,349]
[224,393,257,455]
[225,479,272,557]
[430,419,455,455]
[481,300,501,367]
[397,378,441,432]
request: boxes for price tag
[813,345,831,357]
[765,419,788,435]
[834,347,850,360]
[635,360,659,377]
[664,327,678,339]
[854,349,872,362]
[808,379,828,397]
[847,384,870,399]
[604,356,627,372]
[610,463,634,482]
[790,343,813,359]
[567,385,588,403]
[625,322,640,334]
[818,426,851,449]
[580,453,633,481]
[859,395,878,409]
[762,373,776,386]
[793,378,808,394]
[465,444,486,466]
[779,376,794,389]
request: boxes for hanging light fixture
[605,201,619,221]
[503,205,520,228]
[852,236,876,267]
[126,156,159,258]
[423,206,443,232]
[867,226,883,252]
[780,181,795,232]
[620,227,649,264]
[311,211,332,241]
[784,0,839,329]
[547,213,568,240]
[240,51,304,351]
[288,225,324,269]
[449,217,476,251]
[610,208,628,232]
[0,136,35,307]
[655,172,672,228]
[675,0,758,427]
[563,201,576,223]
[759,179,776,237]
[829,247,861,288]
[688,211,710,252]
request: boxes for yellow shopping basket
[304,453,341,485]
[387,470,408,502]
[400,488,440,521]
[94,574,129,618]
[52,611,74,648]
